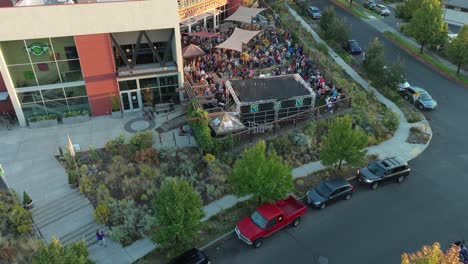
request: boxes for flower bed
[62,110,90,125]
[28,114,58,128]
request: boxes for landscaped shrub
[78,164,88,176]
[268,135,293,156]
[67,170,78,184]
[0,233,41,264]
[202,153,216,164]
[132,148,159,164]
[93,203,110,224]
[104,134,125,156]
[27,114,57,122]
[289,130,311,147]
[188,104,215,153]
[129,131,153,151]
[63,110,89,118]
[95,184,112,205]
[31,239,93,264]
[107,199,152,246]
[0,191,32,237]
[78,176,95,196]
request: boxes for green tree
[447,24,468,74]
[384,57,406,91]
[407,0,448,53]
[395,0,426,21]
[320,115,368,170]
[363,37,386,85]
[401,242,460,264]
[319,6,336,39]
[330,18,350,47]
[228,140,293,205]
[32,239,94,264]
[151,178,204,254]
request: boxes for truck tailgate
[275,195,306,219]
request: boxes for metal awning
[0,92,9,102]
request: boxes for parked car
[168,248,210,264]
[375,4,390,16]
[363,0,377,10]
[306,178,354,209]
[307,6,321,20]
[399,86,438,110]
[235,195,307,248]
[345,40,362,55]
[358,157,411,190]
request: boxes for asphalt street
[205,1,468,264]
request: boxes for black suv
[168,248,210,264]
[357,157,411,190]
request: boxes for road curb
[200,230,234,250]
[381,33,468,88]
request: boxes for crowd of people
[182,13,346,112]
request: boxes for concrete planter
[28,118,58,128]
[62,114,90,125]
[111,111,123,119]
[69,182,78,189]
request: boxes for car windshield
[349,41,358,48]
[315,183,333,197]
[381,6,388,10]
[250,210,268,229]
[367,163,385,176]
[419,92,432,101]
[312,10,320,13]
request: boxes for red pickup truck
[234,195,307,248]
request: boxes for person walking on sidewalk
[96,229,106,247]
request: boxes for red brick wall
[0,0,13,7]
[75,33,119,116]
[0,73,14,114]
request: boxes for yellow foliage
[401,242,460,264]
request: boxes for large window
[115,41,173,67]
[17,85,90,120]
[1,36,83,89]
[134,75,179,106]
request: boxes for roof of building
[230,74,311,103]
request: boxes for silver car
[307,6,321,20]
[375,4,390,16]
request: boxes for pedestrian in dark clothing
[96,229,106,247]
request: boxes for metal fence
[220,95,352,145]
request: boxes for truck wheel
[397,175,406,183]
[371,182,379,190]
[319,203,326,210]
[253,238,263,248]
[292,217,301,227]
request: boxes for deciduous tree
[319,7,337,40]
[228,140,293,205]
[401,242,460,264]
[151,178,204,254]
[395,0,426,21]
[320,115,368,170]
[407,0,448,54]
[384,57,406,91]
[363,37,386,85]
[447,24,468,74]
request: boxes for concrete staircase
[32,190,104,246]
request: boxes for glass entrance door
[120,90,141,112]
